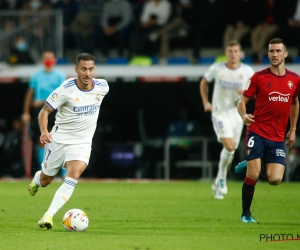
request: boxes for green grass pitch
[0,180,300,250]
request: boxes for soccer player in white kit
[200,41,254,199]
[28,53,109,229]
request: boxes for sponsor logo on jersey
[73,104,100,112]
[73,104,100,116]
[95,94,101,102]
[287,81,293,89]
[50,93,58,101]
[268,92,290,102]
[74,97,80,102]
[218,79,242,90]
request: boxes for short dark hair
[227,40,242,50]
[76,53,95,65]
[269,38,287,49]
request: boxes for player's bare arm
[285,96,299,148]
[237,96,255,126]
[200,77,212,112]
[21,88,34,124]
[38,104,54,144]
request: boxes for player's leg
[264,140,286,185]
[42,160,87,217]
[39,144,91,229]
[240,131,263,223]
[213,137,235,195]
[241,158,260,223]
[211,114,235,198]
[28,170,55,196]
[29,141,66,229]
[28,142,59,196]
[265,163,285,185]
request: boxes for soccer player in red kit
[237,38,300,223]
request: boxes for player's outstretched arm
[237,96,255,126]
[21,88,34,124]
[285,96,299,148]
[38,104,53,144]
[200,77,212,112]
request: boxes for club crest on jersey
[95,94,101,102]
[287,81,293,89]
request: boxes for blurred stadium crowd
[2,0,300,180]
[2,0,300,65]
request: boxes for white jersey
[46,78,109,144]
[204,62,254,114]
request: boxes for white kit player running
[200,41,254,199]
[28,53,109,229]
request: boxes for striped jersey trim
[64,179,77,187]
[63,79,76,89]
[94,80,108,87]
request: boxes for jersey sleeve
[45,85,67,110]
[95,79,109,96]
[204,63,217,83]
[242,66,255,90]
[243,72,258,98]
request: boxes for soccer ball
[62,208,89,232]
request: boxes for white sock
[33,170,41,186]
[46,177,78,217]
[215,148,235,184]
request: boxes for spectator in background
[21,50,66,175]
[98,0,133,59]
[20,0,53,51]
[192,0,226,63]
[250,0,288,63]
[0,0,22,10]
[147,0,196,64]
[52,0,79,58]
[129,0,172,57]
[8,35,35,65]
[223,0,256,50]
[130,0,148,24]
[70,0,104,54]
[277,0,300,59]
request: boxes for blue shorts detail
[244,130,286,166]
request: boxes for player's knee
[224,146,235,153]
[66,172,81,180]
[268,176,282,185]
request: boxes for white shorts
[211,109,244,149]
[41,141,92,176]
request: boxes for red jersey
[243,68,300,141]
